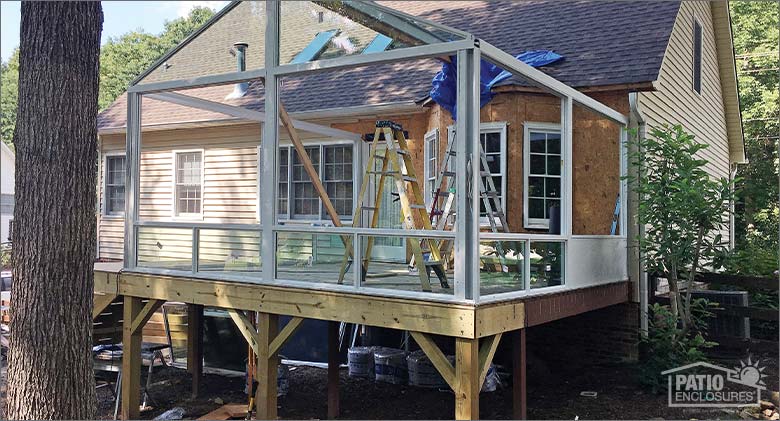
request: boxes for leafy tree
[98,7,215,110]
[627,125,735,336]
[730,2,779,258]
[1,48,19,149]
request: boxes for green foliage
[0,48,19,149]
[0,243,10,270]
[730,2,779,255]
[98,7,215,110]
[639,300,718,392]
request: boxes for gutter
[628,92,648,337]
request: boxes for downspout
[628,92,648,336]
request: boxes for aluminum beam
[128,68,266,94]
[145,92,363,141]
[478,40,629,126]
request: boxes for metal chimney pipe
[227,42,249,99]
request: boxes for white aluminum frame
[123,1,631,304]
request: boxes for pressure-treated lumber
[409,331,455,389]
[478,333,502,387]
[187,304,204,398]
[454,337,480,420]
[327,321,340,419]
[130,299,164,335]
[93,293,117,319]
[268,317,304,356]
[121,296,144,420]
[227,309,260,356]
[512,329,527,420]
[256,313,279,419]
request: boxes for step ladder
[413,128,515,272]
[337,121,450,291]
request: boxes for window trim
[277,139,357,223]
[446,122,508,226]
[423,128,439,207]
[523,122,562,230]
[171,149,205,220]
[692,16,703,95]
[102,152,126,218]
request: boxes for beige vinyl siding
[97,123,261,262]
[639,1,731,181]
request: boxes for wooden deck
[93,262,630,420]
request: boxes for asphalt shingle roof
[98,1,680,131]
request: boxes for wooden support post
[121,296,143,420]
[327,321,340,419]
[187,304,204,399]
[512,329,527,420]
[455,337,480,420]
[256,312,279,419]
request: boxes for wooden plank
[93,293,118,319]
[694,272,778,291]
[455,337,480,420]
[187,304,203,399]
[478,333,502,387]
[116,272,476,338]
[121,296,143,420]
[256,313,279,420]
[327,321,340,419]
[268,316,304,356]
[227,309,260,356]
[475,302,524,337]
[130,299,164,335]
[512,329,527,420]
[196,403,246,420]
[409,331,456,390]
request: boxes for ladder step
[480,171,491,177]
[410,204,427,210]
[481,191,499,198]
[491,210,505,217]
[361,206,378,211]
[372,153,386,159]
[424,260,444,266]
[368,170,399,175]
[442,171,456,177]
[395,149,410,156]
[448,150,457,156]
[402,176,417,183]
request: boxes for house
[1,142,13,243]
[92,2,743,420]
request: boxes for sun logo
[732,356,767,388]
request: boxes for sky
[0,1,229,62]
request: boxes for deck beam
[121,296,143,420]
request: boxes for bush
[0,243,10,270]
[639,300,718,392]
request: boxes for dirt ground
[80,350,776,420]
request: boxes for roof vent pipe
[226,42,249,99]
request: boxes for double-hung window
[278,143,354,220]
[423,129,439,207]
[104,155,126,216]
[524,123,562,229]
[174,151,203,217]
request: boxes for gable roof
[99,1,682,132]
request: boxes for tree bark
[6,2,103,419]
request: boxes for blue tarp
[430,50,563,120]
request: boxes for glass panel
[529,154,545,175]
[198,229,261,274]
[323,144,354,217]
[545,178,561,198]
[546,133,561,154]
[359,234,454,296]
[137,226,192,271]
[529,133,546,152]
[291,146,320,218]
[275,231,352,285]
[528,177,544,197]
[547,156,561,176]
[479,240,524,295]
[528,198,545,219]
[280,1,465,65]
[529,241,564,289]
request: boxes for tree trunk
[6,3,103,419]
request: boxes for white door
[368,145,405,262]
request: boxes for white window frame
[277,139,357,223]
[171,149,205,219]
[523,122,562,229]
[423,128,439,207]
[446,122,508,226]
[102,152,126,218]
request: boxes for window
[423,129,439,207]
[524,123,562,229]
[174,151,203,216]
[278,143,354,220]
[446,123,507,223]
[104,155,126,216]
[479,125,507,219]
[693,19,702,94]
